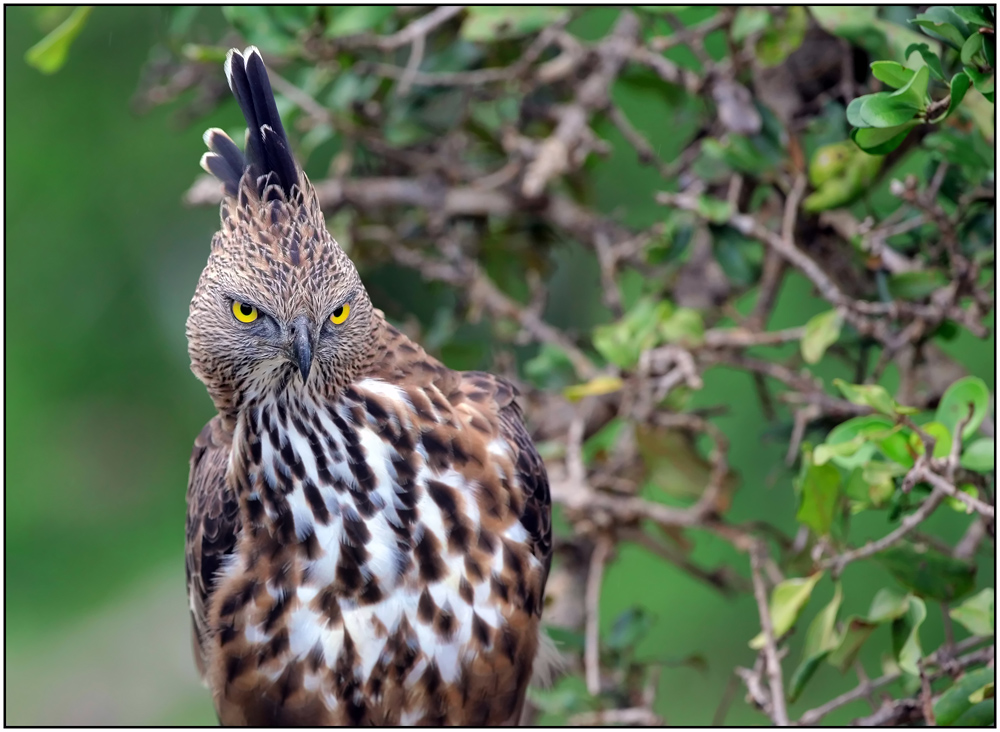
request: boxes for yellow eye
[232,301,258,323]
[330,304,350,325]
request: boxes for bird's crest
[200,46,299,202]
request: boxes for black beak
[290,316,313,382]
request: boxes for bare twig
[914,466,995,518]
[822,489,945,576]
[607,104,674,180]
[798,636,993,725]
[568,707,663,726]
[522,12,640,197]
[584,536,612,696]
[375,5,463,50]
[749,541,789,726]
[798,672,901,725]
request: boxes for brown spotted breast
[190,320,552,725]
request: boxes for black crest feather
[218,46,299,201]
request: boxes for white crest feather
[199,152,216,175]
[223,48,236,90]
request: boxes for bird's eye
[330,304,350,325]
[232,301,258,323]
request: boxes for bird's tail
[200,46,299,201]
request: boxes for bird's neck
[227,385,362,541]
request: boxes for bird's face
[187,223,375,410]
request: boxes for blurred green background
[5,6,993,726]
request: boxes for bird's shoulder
[185,415,240,679]
[358,319,552,593]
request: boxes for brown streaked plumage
[184,47,555,726]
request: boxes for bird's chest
[212,383,527,720]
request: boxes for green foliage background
[5,6,994,725]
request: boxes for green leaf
[846,97,870,128]
[936,376,989,441]
[891,595,927,676]
[935,668,996,726]
[808,141,853,185]
[892,64,930,108]
[964,66,995,97]
[867,586,912,623]
[961,438,995,473]
[953,699,995,726]
[952,6,992,27]
[834,379,908,416]
[756,6,807,67]
[871,424,914,465]
[788,582,843,702]
[912,8,970,50]
[845,465,894,509]
[877,16,942,64]
[946,483,980,514]
[24,6,93,74]
[826,587,914,674]
[908,421,953,460]
[826,414,902,452]
[801,309,843,364]
[788,649,831,703]
[851,122,918,154]
[749,573,823,649]
[887,269,949,299]
[878,543,977,603]
[528,674,592,716]
[961,32,985,65]
[934,70,972,124]
[701,135,777,176]
[803,146,882,212]
[524,343,576,390]
[182,44,229,64]
[804,582,843,657]
[606,607,654,651]
[905,42,946,81]
[582,418,627,465]
[924,127,990,169]
[809,6,877,34]
[731,7,771,42]
[796,463,841,536]
[949,588,994,637]
[694,195,732,223]
[592,298,672,369]
[969,682,995,704]
[871,60,915,89]
[814,435,868,467]
[659,307,704,346]
[563,375,624,402]
[325,6,395,37]
[827,616,878,672]
[462,6,568,41]
[859,91,920,127]
[861,460,905,503]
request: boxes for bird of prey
[185,47,555,725]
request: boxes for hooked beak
[288,316,313,382]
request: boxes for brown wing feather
[369,317,554,591]
[476,372,554,588]
[185,416,239,679]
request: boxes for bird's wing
[459,371,553,596]
[456,371,554,725]
[185,416,239,680]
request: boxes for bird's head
[186,47,379,413]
